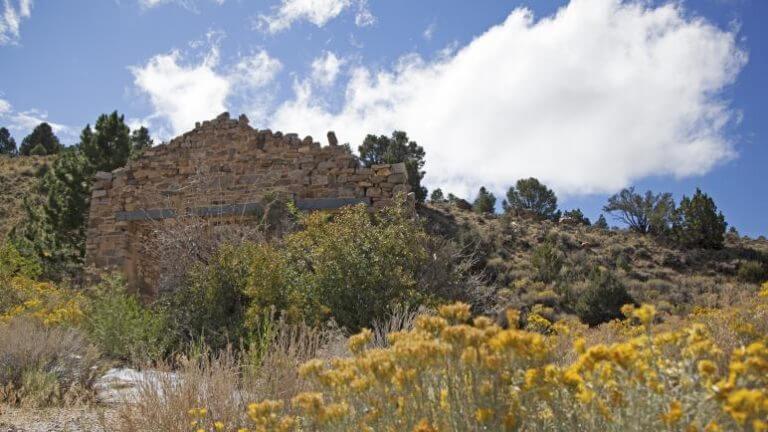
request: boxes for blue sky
[0,0,766,236]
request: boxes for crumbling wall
[85,112,410,294]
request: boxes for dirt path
[0,406,117,432]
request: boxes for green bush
[574,267,634,326]
[674,188,727,249]
[531,241,564,283]
[285,202,432,331]
[84,276,169,363]
[163,245,254,352]
[737,261,767,284]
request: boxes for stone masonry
[85,112,410,295]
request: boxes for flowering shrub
[0,275,84,326]
[187,286,768,431]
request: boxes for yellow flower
[412,419,438,432]
[349,328,373,354]
[438,302,471,323]
[662,400,683,425]
[214,421,225,431]
[697,360,717,377]
[633,304,656,325]
[474,408,493,424]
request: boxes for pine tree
[130,126,153,156]
[0,127,17,155]
[472,186,496,214]
[430,188,445,203]
[594,214,609,229]
[19,123,61,155]
[11,150,92,279]
[505,178,559,220]
[674,188,727,249]
[80,111,132,172]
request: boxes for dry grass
[0,155,52,240]
[112,314,346,432]
[0,317,101,407]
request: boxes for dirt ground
[0,406,117,432]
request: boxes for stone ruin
[85,113,410,295]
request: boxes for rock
[327,131,339,146]
[95,368,179,405]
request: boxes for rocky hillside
[419,202,768,320]
[0,155,51,239]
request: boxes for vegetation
[504,177,559,220]
[675,188,727,249]
[0,126,17,155]
[358,130,427,202]
[19,122,61,156]
[603,187,676,235]
[182,286,768,432]
[473,186,496,214]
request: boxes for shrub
[285,202,433,331]
[164,244,255,352]
[83,276,169,363]
[0,318,101,406]
[574,267,634,326]
[195,294,768,432]
[531,241,564,283]
[737,260,767,284]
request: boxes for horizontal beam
[115,197,370,221]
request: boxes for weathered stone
[85,112,410,296]
[327,131,338,146]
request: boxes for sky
[0,0,766,236]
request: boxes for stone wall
[85,112,410,294]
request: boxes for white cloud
[0,97,72,141]
[1,0,33,45]
[229,50,283,90]
[257,0,373,33]
[423,22,436,41]
[131,40,282,138]
[311,51,344,87]
[138,0,224,11]
[270,0,747,197]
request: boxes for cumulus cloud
[1,0,33,45]
[131,39,282,138]
[257,0,373,33]
[0,97,72,141]
[311,51,344,87]
[270,0,747,197]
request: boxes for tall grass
[0,317,101,407]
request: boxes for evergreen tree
[12,112,139,280]
[80,111,132,172]
[130,126,153,156]
[0,127,17,155]
[19,123,61,155]
[11,150,92,279]
[430,188,445,203]
[359,131,427,202]
[505,178,559,220]
[674,188,727,249]
[594,214,609,230]
[472,186,496,214]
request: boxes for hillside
[0,155,51,239]
[420,201,768,320]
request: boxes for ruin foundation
[85,113,410,295]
